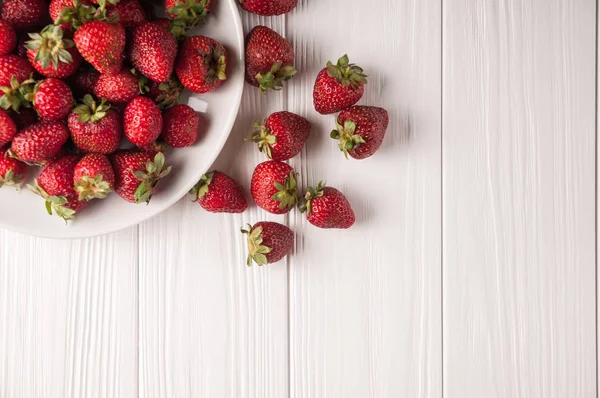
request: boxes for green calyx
[0,168,24,189]
[298,180,325,215]
[25,25,74,70]
[245,122,276,159]
[27,180,76,223]
[55,0,101,29]
[189,171,214,201]
[330,118,366,158]
[199,44,227,85]
[0,75,36,113]
[241,224,272,266]
[144,75,183,109]
[256,62,297,94]
[132,152,172,204]
[75,174,112,201]
[272,171,298,210]
[74,94,111,123]
[326,54,368,89]
[168,0,209,36]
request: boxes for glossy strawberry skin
[34,78,74,120]
[336,106,389,159]
[94,69,140,103]
[27,47,83,78]
[0,146,27,187]
[74,21,126,75]
[11,121,69,163]
[110,150,151,203]
[307,186,355,229]
[0,20,16,55]
[0,109,17,147]
[129,21,177,83]
[161,104,199,148]
[0,55,35,87]
[37,155,87,213]
[108,0,147,28]
[1,0,49,29]
[262,111,310,161]
[196,171,247,213]
[245,25,294,86]
[175,35,227,94]
[252,221,293,264]
[74,153,115,188]
[123,96,162,147]
[68,108,122,154]
[313,68,364,115]
[250,160,295,214]
[238,0,297,16]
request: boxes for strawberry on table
[129,21,178,83]
[11,121,69,164]
[238,0,297,16]
[161,104,199,148]
[241,222,293,266]
[331,106,389,159]
[74,21,126,75]
[94,69,140,103]
[313,54,367,115]
[0,146,27,189]
[111,151,172,204]
[1,0,49,29]
[189,170,247,213]
[33,78,74,120]
[247,111,310,161]
[0,20,17,56]
[250,160,298,214]
[124,96,163,147]
[299,182,355,229]
[68,94,122,154]
[245,26,296,93]
[26,25,83,78]
[0,109,17,147]
[74,153,115,200]
[175,35,227,94]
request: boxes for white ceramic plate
[0,0,244,239]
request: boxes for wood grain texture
[443,0,597,397]
[286,0,442,397]
[0,228,138,398]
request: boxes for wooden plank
[286,0,442,397]
[0,228,138,398]
[443,0,596,396]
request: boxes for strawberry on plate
[94,69,140,103]
[146,75,183,109]
[331,106,389,159]
[74,153,115,200]
[68,95,122,154]
[1,0,49,29]
[0,109,17,147]
[175,35,227,94]
[129,21,178,83]
[111,151,171,204]
[0,20,17,56]
[189,170,247,213]
[26,25,83,78]
[33,78,74,120]
[313,54,367,115]
[11,121,70,164]
[166,0,210,36]
[241,221,293,266]
[161,104,199,148]
[247,111,310,161]
[299,181,355,229]
[74,21,126,75]
[250,160,298,214]
[238,0,297,16]
[0,146,27,189]
[124,97,162,147]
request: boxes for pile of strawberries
[0,0,389,267]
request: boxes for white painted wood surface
[0,1,598,397]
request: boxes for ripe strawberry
[26,25,83,78]
[7,108,37,129]
[74,21,126,75]
[250,160,297,214]
[331,106,389,159]
[111,151,171,203]
[146,75,183,109]
[161,104,199,148]
[0,20,17,56]
[68,95,122,153]
[28,155,86,222]
[313,55,367,115]
[71,68,100,97]
[245,26,296,93]
[1,0,49,29]
[241,222,293,266]
[189,170,247,213]
[0,55,35,87]
[129,21,177,83]
[33,78,74,120]
[138,141,164,157]
[74,153,115,200]
[123,96,162,147]
[0,146,27,188]
[247,111,310,161]
[0,109,17,147]
[166,0,210,36]
[94,69,140,103]
[107,0,147,28]
[300,182,355,229]
[11,121,69,163]
[50,0,91,29]
[175,35,227,94]
[238,0,297,16]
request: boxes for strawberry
[94,69,140,103]
[1,0,49,29]
[238,0,297,16]
[52,0,96,30]
[111,150,171,203]
[68,94,122,153]
[166,0,210,36]
[28,155,86,222]
[250,160,297,214]
[313,55,367,115]
[74,21,126,75]
[108,0,147,28]
[0,20,17,56]
[0,146,27,189]
[245,26,296,93]
[331,106,389,159]
[129,21,177,83]
[123,96,162,147]
[146,75,183,109]
[0,55,35,88]
[71,68,100,96]
[189,170,247,213]
[11,121,69,163]
[241,222,293,266]
[161,104,199,148]
[0,56,36,113]
[299,182,355,229]
[26,25,83,78]
[7,108,37,129]
[246,111,310,161]
[33,78,74,120]
[175,35,227,94]
[74,153,115,200]
[0,109,17,147]
[138,141,163,157]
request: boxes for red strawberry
[313,55,367,115]
[68,94,122,154]
[0,56,36,113]
[123,96,162,147]
[0,20,17,56]
[138,141,163,157]
[0,109,17,147]
[74,153,115,200]
[71,68,100,96]
[26,25,83,78]
[250,160,297,214]
[33,78,74,120]
[0,55,35,87]
[1,0,49,29]
[7,108,37,129]
[175,35,227,94]
[146,75,183,109]
[245,26,296,93]
[166,0,210,36]
[0,146,27,188]
[241,221,293,266]
[189,170,247,213]
[28,155,86,222]
[300,182,355,229]
[111,150,171,203]
[129,21,177,83]
[11,121,69,163]
[247,111,310,161]
[74,21,125,75]
[107,0,147,28]
[331,106,389,159]
[238,0,297,16]
[94,69,140,103]
[161,104,199,148]
[49,0,91,29]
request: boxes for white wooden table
[1,0,597,396]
